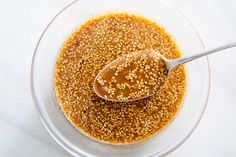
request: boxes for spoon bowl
[93,50,170,102]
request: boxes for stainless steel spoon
[94,42,236,102]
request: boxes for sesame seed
[54,13,186,144]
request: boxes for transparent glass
[31,0,210,156]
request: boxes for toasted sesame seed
[54,13,186,144]
[95,51,169,100]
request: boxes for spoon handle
[168,42,236,70]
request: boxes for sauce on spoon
[94,50,168,101]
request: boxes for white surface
[0,0,235,156]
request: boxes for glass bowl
[31,0,210,156]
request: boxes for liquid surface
[94,51,168,101]
[54,13,186,144]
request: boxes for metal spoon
[94,42,236,102]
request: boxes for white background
[0,0,236,156]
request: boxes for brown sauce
[94,51,168,101]
[54,13,186,144]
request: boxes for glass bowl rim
[30,0,211,156]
